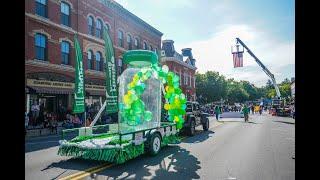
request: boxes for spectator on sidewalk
[49,116,58,134]
[85,116,92,127]
[25,111,29,135]
[31,102,40,125]
[214,105,221,120]
[73,114,81,128]
[242,104,250,122]
[251,105,254,114]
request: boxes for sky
[114,0,295,87]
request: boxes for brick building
[160,40,197,101]
[25,0,162,119]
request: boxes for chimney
[162,40,175,57]
[182,48,196,67]
[181,48,193,59]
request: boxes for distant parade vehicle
[183,101,210,136]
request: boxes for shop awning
[30,86,73,94]
[26,86,36,94]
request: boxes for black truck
[183,101,210,136]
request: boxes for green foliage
[196,70,293,103]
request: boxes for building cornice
[161,57,197,71]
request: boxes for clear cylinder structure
[118,50,161,134]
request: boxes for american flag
[233,52,243,68]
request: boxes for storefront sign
[27,79,106,91]
[104,26,118,114]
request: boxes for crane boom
[235,38,281,98]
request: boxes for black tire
[187,119,196,136]
[146,133,162,156]
[203,118,209,131]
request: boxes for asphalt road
[25,113,295,180]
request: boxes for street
[25,113,295,180]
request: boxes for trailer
[58,50,186,164]
[58,122,179,164]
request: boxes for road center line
[58,163,112,180]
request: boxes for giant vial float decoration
[119,50,161,133]
[119,50,186,132]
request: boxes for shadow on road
[41,158,106,173]
[246,121,260,124]
[273,120,295,125]
[100,145,201,180]
[46,145,201,180]
[182,130,215,144]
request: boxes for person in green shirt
[242,104,250,122]
[214,105,221,120]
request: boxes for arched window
[96,19,103,38]
[134,38,139,49]
[87,16,94,36]
[127,34,132,50]
[61,41,70,65]
[118,30,123,48]
[35,33,47,61]
[61,2,70,26]
[35,0,47,18]
[143,42,148,50]
[87,50,93,70]
[95,51,102,71]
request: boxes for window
[193,77,195,88]
[35,33,47,61]
[87,50,93,70]
[118,30,123,47]
[61,2,70,26]
[95,51,102,71]
[134,38,139,49]
[143,42,147,50]
[127,34,132,50]
[184,73,188,85]
[61,41,70,65]
[96,19,103,38]
[35,0,47,18]
[87,16,94,36]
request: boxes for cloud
[174,24,295,87]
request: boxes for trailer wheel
[187,119,196,136]
[203,118,209,131]
[147,133,161,156]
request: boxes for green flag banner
[103,27,118,113]
[73,36,85,113]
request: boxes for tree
[227,82,249,103]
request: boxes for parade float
[58,27,186,164]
